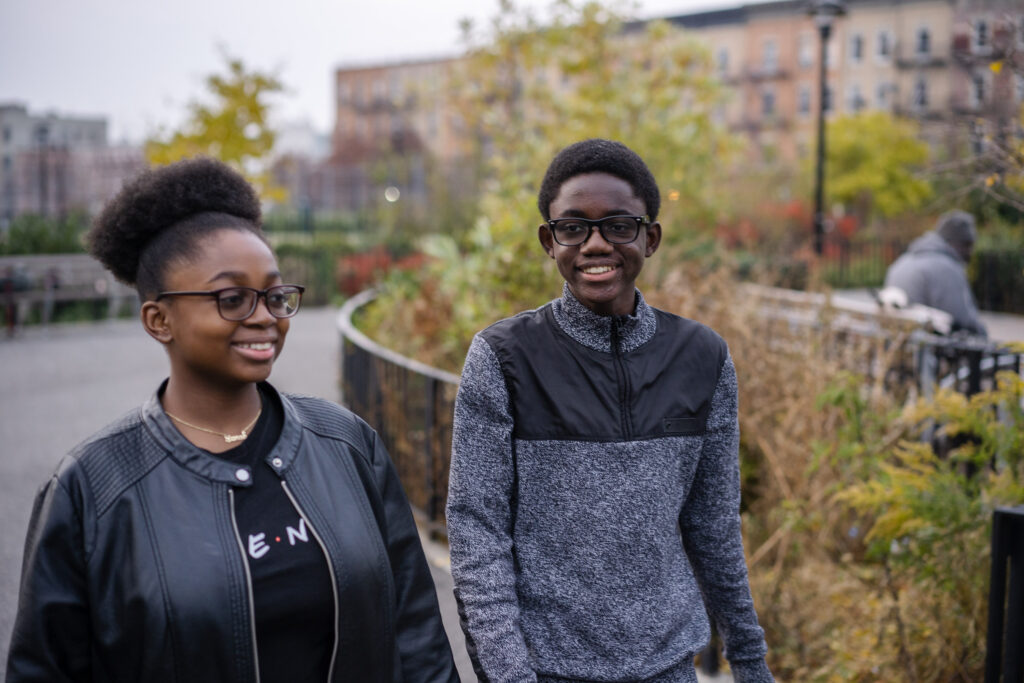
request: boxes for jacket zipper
[610,317,633,437]
[280,480,341,683]
[228,488,261,683]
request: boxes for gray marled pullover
[446,287,772,683]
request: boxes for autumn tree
[365,0,737,369]
[822,111,933,225]
[145,54,285,201]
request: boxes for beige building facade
[320,0,1023,213]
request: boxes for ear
[644,221,663,258]
[141,300,173,344]
[538,224,556,258]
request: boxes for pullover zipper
[228,488,261,683]
[280,480,341,682]
[610,317,633,437]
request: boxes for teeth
[582,265,614,274]
[237,342,273,350]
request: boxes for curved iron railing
[337,290,459,534]
[339,286,1022,678]
[337,286,1022,529]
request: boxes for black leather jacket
[7,382,458,683]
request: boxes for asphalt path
[0,307,474,680]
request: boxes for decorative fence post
[986,506,1024,683]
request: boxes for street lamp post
[809,0,846,255]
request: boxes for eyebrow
[205,270,282,284]
[554,209,637,218]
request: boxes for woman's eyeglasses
[156,284,305,321]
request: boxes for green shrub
[0,212,88,255]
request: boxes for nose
[244,293,276,325]
[579,225,613,253]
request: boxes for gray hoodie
[446,287,772,683]
[884,231,987,337]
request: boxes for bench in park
[0,254,137,330]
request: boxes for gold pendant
[223,430,247,443]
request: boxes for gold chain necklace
[164,408,262,443]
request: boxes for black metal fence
[821,234,1024,314]
[337,290,460,534]
[338,287,1023,677]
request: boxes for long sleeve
[939,266,987,337]
[679,355,774,683]
[367,429,459,682]
[7,469,93,683]
[446,335,537,682]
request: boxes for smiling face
[144,228,289,394]
[538,172,661,316]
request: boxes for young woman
[6,158,458,682]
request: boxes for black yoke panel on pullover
[480,305,726,442]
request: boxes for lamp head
[808,0,847,29]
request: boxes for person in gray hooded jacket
[884,210,987,337]
[446,139,773,683]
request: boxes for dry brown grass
[361,259,1002,680]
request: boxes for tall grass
[362,259,1021,680]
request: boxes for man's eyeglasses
[156,285,305,321]
[547,215,649,247]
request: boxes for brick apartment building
[285,0,1022,215]
[0,103,146,226]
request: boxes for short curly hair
[537,139,660,221]
[87,157,263,300]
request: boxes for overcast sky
[0,0,741,143]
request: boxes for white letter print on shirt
[248,532,270,559]
[247,519,310,559]
[287,518,308,545]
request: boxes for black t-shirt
[216,387,334,682]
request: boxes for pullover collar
[551,283,657,354]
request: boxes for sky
[0,0,742,144]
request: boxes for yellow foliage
[145,53,286,202]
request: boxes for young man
[446,139,773,683]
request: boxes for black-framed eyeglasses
[156,285,305,321]
[547,215,649,247]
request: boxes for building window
[913,77,928,109]
[850,34,864,63]
[877,31,892,60]
[798,32,814,67]
[971,73,986,108]
[974,19,988,50]
[876,82,891,109]
[716,48,729,76]
[1,126,9,142]
[916,27,930,55]
[848,84,865,112]
[970,121,985,155]
[762,39,778,72]
[762,89,776,117]
[798,85,811,115]
[1017,73,1024,102]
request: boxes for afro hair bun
[87,157,261,285]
